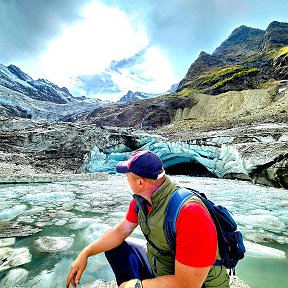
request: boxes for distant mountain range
[0,64,106,120]
[177,21,288,95]
[0,61,178,119]
[0,21,287,122]
[118,84,178,103]
[0,64,83,104]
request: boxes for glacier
[80,123,288,188]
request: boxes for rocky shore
[80,277,251,288]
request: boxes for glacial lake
[0,175,287,288]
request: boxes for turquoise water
[0,175,287,287]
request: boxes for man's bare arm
[66,219,137,288]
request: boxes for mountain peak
[177,20,288,94]
[7,64,33,82]
[212,25,265,63]
[261,21,288,51]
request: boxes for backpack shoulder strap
[165,188,194,250]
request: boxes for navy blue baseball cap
[116,150,165,180]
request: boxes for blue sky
[0,0,287,101]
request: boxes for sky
[0,0,287,101]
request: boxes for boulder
[81,278,250,288]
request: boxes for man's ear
[138,178,145,188]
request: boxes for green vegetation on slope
[198,66,243,86]
[176,66,261,97]
[211,68,261,89]
[275,46,288,59]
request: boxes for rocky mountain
[64,80,287,130]
[118,84,179,103]
[0,63,107,120]
[118,90,150,103]
[0,64,82,104]
[177,21,288,95]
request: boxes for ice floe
[0,204,27,220]
[0,268,29,286]
[34,236,74,253]
[83,223,112,242]
[0,238,15,247]
[244,241,286,258]
[0,247,32,272]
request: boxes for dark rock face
[273,53,288,79]
[267,156,288,188]
[261,21,288,51]
[72,96,198,129]
[213,25,265,64]
[7,64,33,82]
[177,21,288,95]
[0,104,32,119]
[179,52,224,90]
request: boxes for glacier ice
[67,217,102,230]
[34,236,74,253]
[0,204,27,220]
[83,223,112,243]
[244,241,286,258]
[0,238,15,247]
[0,247,32,272]
[0,268,29,287]
[22,191,75,202]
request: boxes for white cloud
[17,1,178,101]
[109,47,177,95]
[37,2,149,86]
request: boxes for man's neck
[141,177,166,204]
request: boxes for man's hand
[66,252,88,288]
[119,279,142,288]
[65,219,137,287]
[118,281,127,288]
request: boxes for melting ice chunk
[34,236,74,253]
[67,217,102,230]
[0,204,27,220]
[244,241,286,258]
[0,268,29,286]
[0,247,32,272]
[22,191,75,202]
[0,238,16,247]
[83,223,112,242]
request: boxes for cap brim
[116,161,130,174]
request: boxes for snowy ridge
[0,63,81,104]
[118,84,178,103]
[0,63,110,120]
[0,84,105,120]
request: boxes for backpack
[165,187,245,274]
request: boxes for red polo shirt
[126,199,217,267]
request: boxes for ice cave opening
[165,161,217,178]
